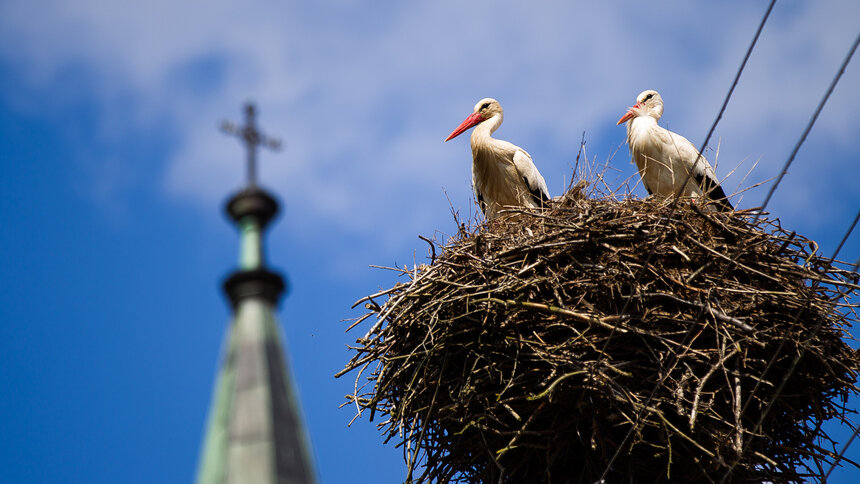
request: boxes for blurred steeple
[196,103,316,484]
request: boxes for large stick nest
[339,194,860,483]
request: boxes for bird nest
[339,193,860,483]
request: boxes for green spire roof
[196,105,316,484]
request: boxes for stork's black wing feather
[525,176,550,208]
[694,171,734,212]
[476,189,487,215]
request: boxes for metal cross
[221,103,282,186]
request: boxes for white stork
[445,98,550,220]
[617,90,733,211]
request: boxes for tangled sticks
[339,197,859,483]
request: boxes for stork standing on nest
[617,90,734,211]
[445,98,550,220]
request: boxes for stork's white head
[616,90,664,125]
[445,98,503,141]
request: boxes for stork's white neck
[470,113,503,146]
[627,114,659,145]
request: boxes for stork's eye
[644,93,654,101]
[480,102,491,111]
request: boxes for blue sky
[1,1,858,482]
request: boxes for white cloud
[1,0,858,252]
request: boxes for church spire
[196,103,316,484]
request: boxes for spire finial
[221,102,282,186]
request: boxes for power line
[718,209,860,483]
[821,256,860,482]
[598,11,860,484]
[596,0,777,366]
[824,420,860,482]
[595,1,778,480]
[716,29,860,482]
[708,27,860,420]
[820,260,860,481]
[758,30,860,212]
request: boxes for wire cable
[824,421,860,482]
[717,209,860,483]
[716,28,860,481]
[758,30,860,212]
[595,1,778,480]
[599,11,860,484]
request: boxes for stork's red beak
[445,112,484,141]
[616,103,642,125]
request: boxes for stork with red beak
[617,90,733,211]
[445,98,550,220]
